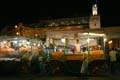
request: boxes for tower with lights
[89,0,101,29]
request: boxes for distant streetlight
[16,32,20,36]
[15,25,18,29]
[35,33,38,38]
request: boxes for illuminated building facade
[1,3,120,49]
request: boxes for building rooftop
[24,17,89,28]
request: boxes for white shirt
[74,43,81,52]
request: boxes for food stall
[0,36,43,60]
[0,35,44,74]
[45,29,107,61]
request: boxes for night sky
[0,0,120,30]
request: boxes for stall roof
[46,29,107,39]
[0,36,14,41]
[0,36,31,41]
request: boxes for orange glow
[16,32,20,36]
[108,40,112,44]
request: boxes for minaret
[92,4,98,16]
[89,0,101,29]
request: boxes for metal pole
[87,32,90,75]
